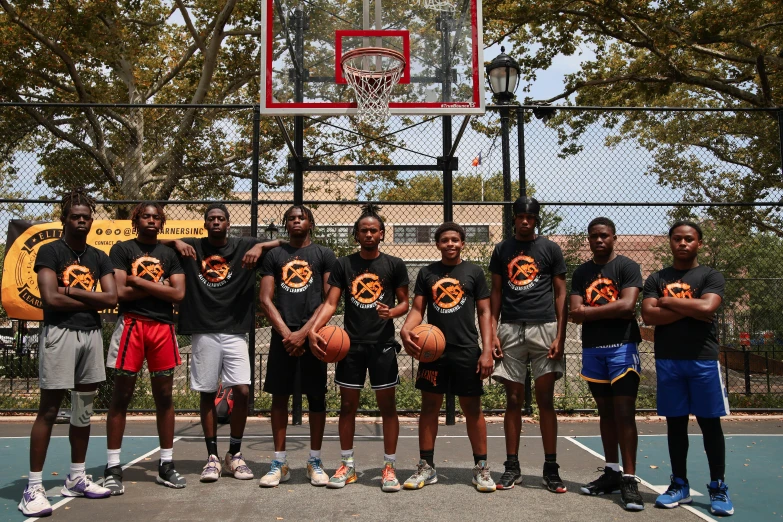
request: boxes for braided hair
[131,201,167,233]
[352,203,385,240]
[282,204,315,233]
[60,187,96,223]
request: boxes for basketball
[411,324,446,362]
[318,325,351,363]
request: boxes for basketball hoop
[421,0,454,11]
[341,47,406,126]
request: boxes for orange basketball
[318,325,351,363]
[411,324,446,362]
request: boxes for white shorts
[190,333,251,392]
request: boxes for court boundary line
[23,436,180,522]
[564,436,715,522]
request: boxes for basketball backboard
[260,0,484,116]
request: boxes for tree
[484,0,783,234]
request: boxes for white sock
[341,449,354,461]
[107,449,121,468]
[623,474,636,479]
[384,453,396,463]
[309,449,321,459]
[160,447,173,463]
[605,462,620,472]
[274,451,287,462]
[28,471,43,488]
[70,462,86,478]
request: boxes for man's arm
[126,273,186,303]
[657,294,722,322]
[307,285,343,359]
[38,268,90,311]
[242,239,285,269]
[159,238,196,260]
[641,297,686,325]
[490,273,503,358]
[570,287,639,323]
[400,295,425,358]
[114,269,149,302]
[548,273,567,360]
[287,272,333,353]
[59,272,118,310]
[377,285,409,320]
[476,297,494,379]
[259,274,293,342]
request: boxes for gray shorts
[190,333,251,392]
[39,325,106,389]
[492,321,564,385]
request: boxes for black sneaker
[102,465,124,496]
[542,462,567,493]
[495,460,522,490]
[580,467,622,495]
[156,461,187,489]
[621,476,645,511]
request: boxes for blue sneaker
[655,476,692,508]
[707,480,734,516]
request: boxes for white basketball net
[341,48,406,126]
[421,0,454,11]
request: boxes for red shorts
[107,313,181,373]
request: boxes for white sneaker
[200,454,222,482]
[224,452,254,480]
[307,457,328,486]
[18,484,53,517]
[259,460,289,487]
[61,474,111,498]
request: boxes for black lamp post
[486,47,521,239]
[264,221,279,241]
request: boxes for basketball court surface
[2,417,780,521]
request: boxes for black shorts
[415,344,484,397]
[335,341,400,390]
[263,330,327,396]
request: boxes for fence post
[249,105,260,416]
[778,110,783,181]
[766,351,771,393]
[744,348,751,395]
[518,107,526,196]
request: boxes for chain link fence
[1,103,782,413]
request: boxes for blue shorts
[581,342,641,384]
[656,359,730,418]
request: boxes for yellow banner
[1,220,207,321]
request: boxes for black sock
[229,435,242,456]
[544,453,557,464]
[506,453,519,463]
[205,436,218,457]
[474,454,487,465]
[667,415,690,481]
[420,449,434,468]
[697,416,725,482]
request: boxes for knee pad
[71,390,96,427]
[306,393,327,413]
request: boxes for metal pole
[778,110,783,180]
[500,106,512,238]
[744,348,751,395]
[518,107,526,196]
[249,106,261,416]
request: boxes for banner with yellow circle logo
[2,220,207,320]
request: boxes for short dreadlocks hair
[282,204,315,232]
[204,203,230,221]
[353,203,385,239]
[131,201,167,233]
[60,187,96,223]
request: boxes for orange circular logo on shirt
[507,255,538,287]
[351,273,383,304]
[131,256,164,282]
[664,281,694,299]
[201,255,230,283]
[431,277,464,309]
[62,264,95,290]
[585,277,619,306]
[281,259,313,289]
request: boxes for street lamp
[486,47,521,239]
[264,221,279,240]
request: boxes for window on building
[315,225,353,246]
[393,224,490,244]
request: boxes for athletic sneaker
[580,467,622,495]
[102,465,125,496]
[18,484,52,517]
[200,454,222,482]
[621,476,645,511]
[472,460,497,492]
[224,452,254,480]
[707,480,734,516]
[306,457,328,486]
[61,474,111,498]
[403,460,438,490]
[655,476,691,508]
[381,461,400,492]
[542,462,567,493]
[259,460,290,487]
[156,461,187,489]
[327,461,357,489]
[495,460,522,490]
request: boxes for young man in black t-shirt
[642,221,734,517]
[104,202,187,494]
[570,217,644,511]
[489,196,568,492]
[19,189,117,517]
[163,203,279,483]
[259,205,336,487]
[400,222,496,492]
[308,205,409,492]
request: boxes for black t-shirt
[643,265,725,360]
[34,240,114,331]
[328,252,408,344]
[489,236,567,323]
[414,261,490,348]
[109,239,184,324]
[260,243,337,329]
[570,255,643,348]
[177,237,265,334]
